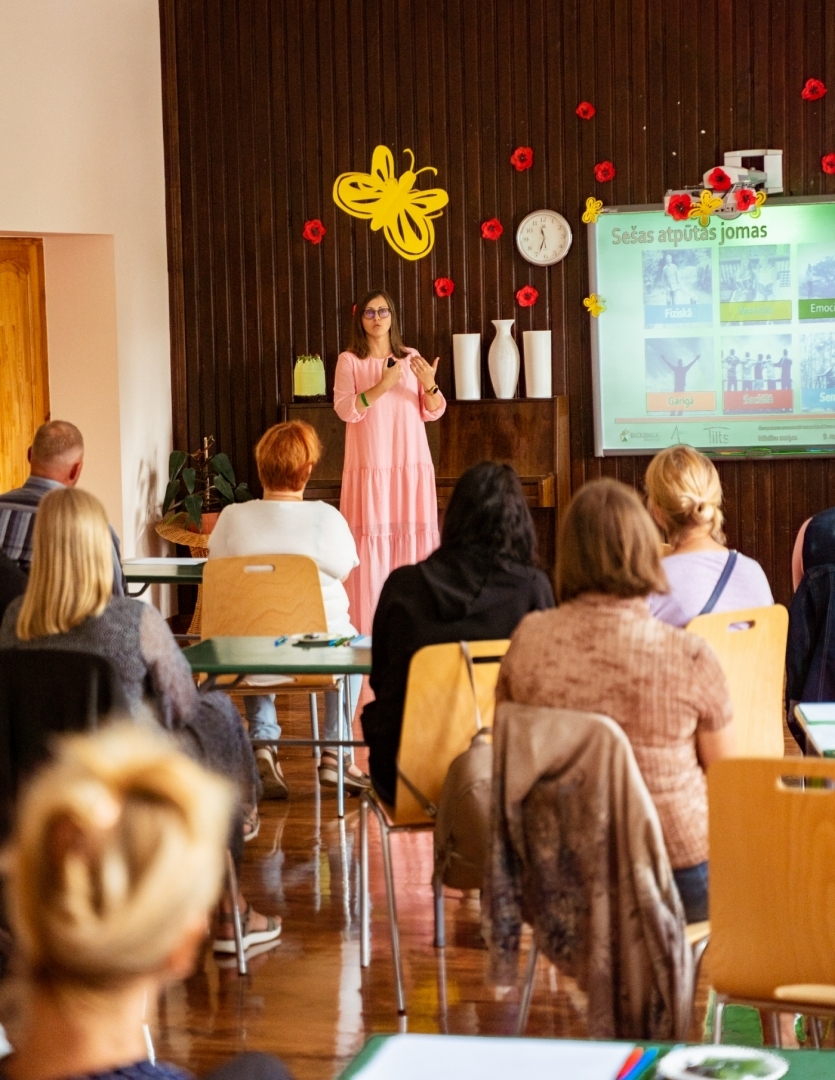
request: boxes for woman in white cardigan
[209,420,368,798]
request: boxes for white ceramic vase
[523,330,552,398]
[488,319,519,399]
[452,333,482,399]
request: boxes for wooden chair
[201,555,357,813]
[359,639,510,1015]
[708,756,835,1045]
[686,605,788,757]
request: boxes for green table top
[339,1033,835,1079]
[122,558,205,585]
[183,636,372,676]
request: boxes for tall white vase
[488,319,520,399]
[523,330,552,398]
[452,333,481,399]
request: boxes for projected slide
[590,198,835,455]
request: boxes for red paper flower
[667,192,693,221]
[734,187,757,211]
[594,160,616,183]
[707,168,732,192]
[510,147,534,171]
[481,218,504,240]
[434,277,455,297]
[802,78,827,101]
[576,101,596,120]
[302,219,326,244]
[516,285,538,308]
[822,153,835,175]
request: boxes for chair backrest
[393,639,509,826]
[0,648,127,843]
[686,604,788,757]
[708,756,835,999]
[201,554,327,638]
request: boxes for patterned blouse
[496,593,733,868]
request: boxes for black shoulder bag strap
[699,549,738,616]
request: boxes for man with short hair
[0,421,125,593]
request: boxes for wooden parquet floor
[152,696,805,1079]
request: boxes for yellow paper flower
[581,197,603,225]
[687,189,723,227]
[583,294,606,317]
[749,190,768,219]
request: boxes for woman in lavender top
[645,445,773,628]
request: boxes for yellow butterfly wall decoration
[333,145,449,261]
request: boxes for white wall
[0,1,171,558]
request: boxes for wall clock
[516,210,573,266]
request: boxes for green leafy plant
[162,436,253,529]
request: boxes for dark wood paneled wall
[159,0,835,605]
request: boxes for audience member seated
[791,504,835,591]
[645,445,773,626]
[0,487,279,954]
[0,420,125,595]
[496,478,736,922]
[362,461,555,806]
[0,554,25,625]
[209,420,368,797]
[0,724,292,1080]
[786,564,835,744]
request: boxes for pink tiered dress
[334,348,446,634]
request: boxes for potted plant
[162,436,253,533]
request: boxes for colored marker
[616,1048,643,1080]
[274,636,288,647]
[620,1047,658,1080]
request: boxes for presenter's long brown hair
[346,289,409,359]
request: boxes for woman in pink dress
[334,289,445,633]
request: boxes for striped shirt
[0,476,125,594]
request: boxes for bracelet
[360,392,370,408]
[428,384,440,395]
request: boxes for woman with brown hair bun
[496,478,736,923]
[334,289,445,634]
[645,444,772,626]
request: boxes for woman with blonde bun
[0,725,291,1080]
[0,487,280,954]
[645,445,773,627]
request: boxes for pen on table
[273,636,288,647]
[615,1048,643,1080]
[329,636,352,647]
[619,1047,658,1080]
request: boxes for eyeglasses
[362,307,391,320]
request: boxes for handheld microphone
[387,357,396,368]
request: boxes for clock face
[516,210,573,266]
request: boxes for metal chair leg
[370,800,406,1014]
[360,795,370,967]
[713,997,725,1044]
[226,849,248,976]
[433,871,445,948]
[766,1010,782,1048]
[516,942,539,1035]
[437,945,449,1033]
[811,1016,822,1048]
[309,693,320,758]
[336,682,345,818]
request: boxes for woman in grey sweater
[0,487,279,955]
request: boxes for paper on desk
[349,1034,633,1080]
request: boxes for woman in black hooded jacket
[361,461,554,804]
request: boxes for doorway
[0,237,49,491]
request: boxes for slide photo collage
[640,241,835,417]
